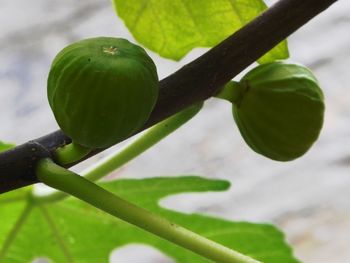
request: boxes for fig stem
[215,81,245,105]
[54,142,91,165]
[36,158,260,263]
[33,103,203,202]
[84,103,203,182]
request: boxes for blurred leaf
[0,141,15,153]
[112,0,289,62]
[0,176,299,262]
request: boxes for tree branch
[0,0,338,194]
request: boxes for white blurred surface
[1,1,349,262]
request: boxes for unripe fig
[231,62,325,161]
[48,37,159,148]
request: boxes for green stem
[36,103,202,202]
[36,158,260,263]
[215,81,245,105]
[85,102,203,182]
[54,142,91,165]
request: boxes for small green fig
[48,37,159,148]
[231,62,325,161]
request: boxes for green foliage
[0,176,299,263]
[0,141,15,153]
[112,0,289,62]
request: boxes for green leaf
[112,0,289,62]
[0,176,299,263]
[0,141,15,153]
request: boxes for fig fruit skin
[233,62,325,161]
[48,37,159,148]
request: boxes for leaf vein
[0,204,32,261]
[39,205,74,263]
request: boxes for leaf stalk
[36,158,260,263]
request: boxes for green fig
[48,37,159,148]
[231,62,325,161]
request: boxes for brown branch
[0,0,338,193]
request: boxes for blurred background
[0,0,349,262]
